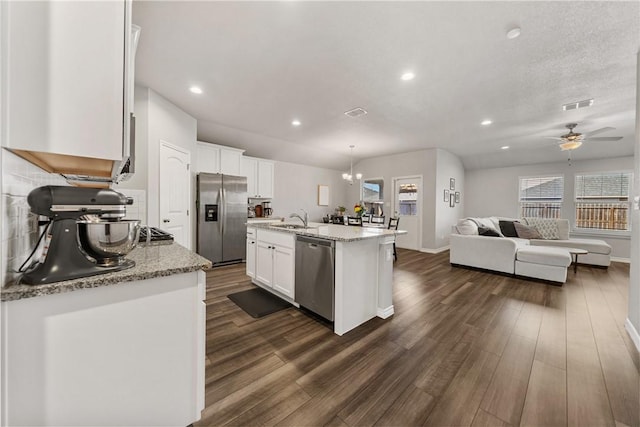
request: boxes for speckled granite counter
[249,222,406,242]
[1,243,212,302]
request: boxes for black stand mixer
[21,186,141,285]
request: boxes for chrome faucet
[289,209,308,228]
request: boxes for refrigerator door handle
[222,188,228,235]
[218,187,224,235]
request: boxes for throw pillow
[478,226,502,237]
[524,217,560,240]
[499,220,519,238]
[456,218,478,235]
[514,222,542,239]
[469,217,504,237]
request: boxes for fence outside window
[519,175,564,219]
[575,202,628,230]
[574,172,631,231]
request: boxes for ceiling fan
[543,123,623,151]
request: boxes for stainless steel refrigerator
[196,173,247,265]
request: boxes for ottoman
[515,246,572,284]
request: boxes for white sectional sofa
[449,217,612,284]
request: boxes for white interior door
[393,176,422,251]
[160,141,191,248]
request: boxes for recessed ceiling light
[501,146,510,150]
[401,72,415,81]
[291,120,301,126]
[189,86,203,94]
[506,27,521,40]
[481,119,492,126]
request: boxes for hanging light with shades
[342,145,362,185]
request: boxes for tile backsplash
[2,150,67,286]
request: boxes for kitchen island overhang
[248,223,406,335]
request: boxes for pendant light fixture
[342,145,362,185]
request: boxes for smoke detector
[344,107,368,118]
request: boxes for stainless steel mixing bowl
[77,220,141,265]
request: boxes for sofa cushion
[524,217,560,239]
[469,217,503,236]
[529,238,612,255]
[478,226,502,237]
[499,220,519,238]
[456,218,478,235]
[517,246,572,267]
[514,222,542,239]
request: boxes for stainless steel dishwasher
[295,235,335,321]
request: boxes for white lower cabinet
[246,227,257,279]
[254,230,295,299]
[1,271,206,426]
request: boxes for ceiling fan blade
[583,126,615,137]
[543,136,563,140]
[585,136,623,142]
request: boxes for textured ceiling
[133,1,639,171]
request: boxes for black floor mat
[227,287,292,318]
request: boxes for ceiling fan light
[560,140,582,151]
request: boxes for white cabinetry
[2,0,135,179]
[241,156,275,198]
[1,271,206,426]
[196,142,244,175]
[246,227,257,279]
[254,230,294,299]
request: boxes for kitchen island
[247,222,406,335]
[1,244,211,427]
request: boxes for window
[398,183,418,216]
[519,175,563,218]
[575,172,632,231]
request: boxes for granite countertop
[1,243,212,302]
[249,222,407,242]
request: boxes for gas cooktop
[138,227,174,245]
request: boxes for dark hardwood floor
[195,249,639,427]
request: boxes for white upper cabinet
[257,160,275,199]
[241,156,274,199]
[2,0,134,178]
[240,157,258,196]
[219,148,243,176]
[195,142,244,175]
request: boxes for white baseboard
[611,256,630,264]
[625,318,640,352]
[420,245,450,254]
[377,305,394,319]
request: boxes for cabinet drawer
[257,230,294,249]
[246,227,257,239]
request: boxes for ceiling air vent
[344,107,368,118]
[562,98,594,111]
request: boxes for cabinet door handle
[163,219,170,223]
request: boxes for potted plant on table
[354,202,365,217]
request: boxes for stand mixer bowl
[77,220,141,266]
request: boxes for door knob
[163,219,170,223]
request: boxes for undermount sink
[270,223,306,229]
[270,224,317,230]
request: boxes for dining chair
[347,216,363,226]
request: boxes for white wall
[434,149,465,249]
[351,150,434,246]
[272,160,349,222]
[121,87,198,249]
[351,149,457,251]
[628,50,639,346]
[465,156,634,259]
